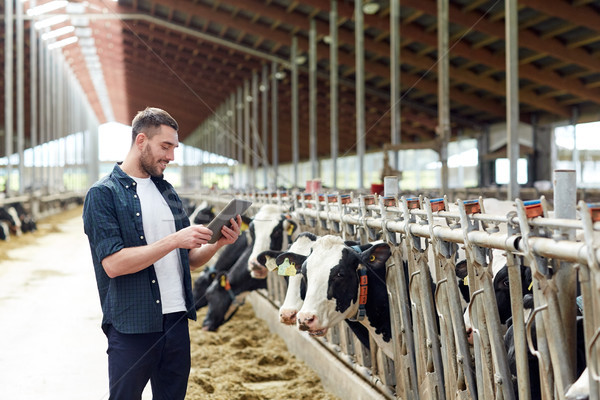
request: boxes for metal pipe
[16,0,25,194]
[244,80,251,189]
[252,71,259,188]
[271,61,279,188]
[438,0,450,194]
[554,169,578,380]
[506,0,520,200]
[309,18,318,180]
[4,0,14,195]
[236,87,243,187]
[355,0,365,190]
[291,36,299,188]
[30,0,38,188]
[261,64,269,189]
[390,0,401,172]
[330,1,339,190]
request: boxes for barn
[1,1,600,399]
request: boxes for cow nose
[297,312,317,331]
[466,327,473,345]
[279,310,297,325]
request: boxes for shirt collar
[112,162,165,187]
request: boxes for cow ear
[240,215,252,231]
[257,250,283,271]
[361,243,391,268]
[283,218,298,238]
[275,252,306,276]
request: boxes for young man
[83,107,241,399]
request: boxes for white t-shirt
[132,176,186,314]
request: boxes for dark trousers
[104,312,191,400]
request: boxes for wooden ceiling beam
[519,0,600,34]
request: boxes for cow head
[192,265,219,310]
[295,235,390,337]
[257,232,317,325]
[202,273,235,331]
[247,205,298,279]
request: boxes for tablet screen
[205,199,252,244]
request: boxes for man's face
[139,125,178,178]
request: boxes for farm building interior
[2,1,600,399]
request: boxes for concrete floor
[0,214,151,400]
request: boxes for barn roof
[3,0,600,163]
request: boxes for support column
[261,64,269,189]
[330,1,339,190]
[438,0,450,193]
[506,0,520,200]
[252,72,259,188]
[244,80,251,189]
[291,37,299,188]
[355,0,365,190]
[309,19,318,180]
[390,0,401,171]
[271,61,279,188]
[5,0,14,195]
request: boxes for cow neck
[348,245,368,323]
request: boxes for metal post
[261,64,269,189]
[554,169,578,379]
[330,0,339,190]
[309,18,318,180]
[355,0,365,190]
[252,71,259,188]
[271,61,279,188]
[571,107,580,184]
[5,0,14,195]
[30,0,38,189]
[506,0,520,200]
[16,0,25,194]
[438,0,450,194]
[236,87,243,187]
[244,80,251,189]
[390,0,401,172]
[291,36,299,188]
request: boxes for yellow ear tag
[278,257,296,276]
[241,222,249,231]
[369,255,376,262]
[220,275,227,288]
[528,281,533,291]
[287,224,295,236]
[463,276,469,286]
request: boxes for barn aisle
[0,206,116,400]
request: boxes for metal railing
[189,191,600,400]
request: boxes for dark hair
[131,107,179,143]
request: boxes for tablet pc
[206,198,252,244]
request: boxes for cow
[10,202,36,233]
[0,206,21,236]
[504,298,586,400]
[189,201,216,225]
[282,235,394,358]
[202,245,265,331]
[0,221,8,241]
[247,204,298,279]
[192,230,250,309]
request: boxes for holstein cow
[256,232,317,324]
[0,205,21,236]
[9,202,36,233]
[247,204,298,279]
[189,201,216,225]
[192,230,251,309]
[202,245,264,331]
[283,235,394,358]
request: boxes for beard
[140,143,167,178]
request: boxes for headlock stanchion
[188,190,600,400]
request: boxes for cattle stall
[189,191,600,400]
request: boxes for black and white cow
[281,235,394,358]
[247,204,298,279]
[0,221,8,241]
[10,202,36,233]
[0,206,21,236]
[189,201,216,226]
[256,232,318,325]
[202,245,265,331]
[193,231,250,310]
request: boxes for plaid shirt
[83,163,197,334]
